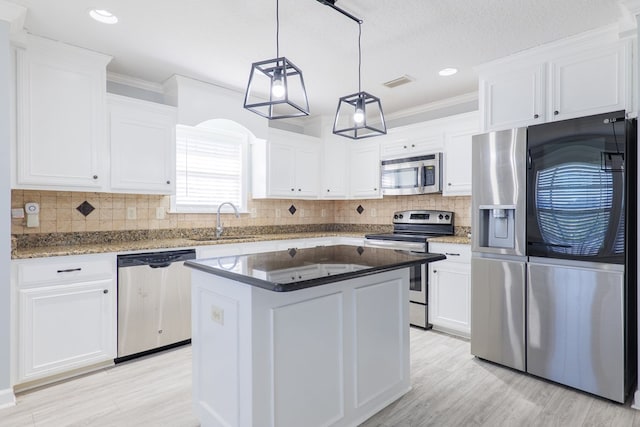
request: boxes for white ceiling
[6,0,630,117]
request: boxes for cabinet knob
[291,188,295,192]
[166,180,171,184]
[433,270,437,274]
[554,110,559,115]
[411,144,415,148]
[93,175,98,180]
[403,145,407,149]
[448,183,452,186]
[534,114,539,119]
[298,189,301,192]
[327,189,330,192]
[103,289,109,294]
[374,188,377,191]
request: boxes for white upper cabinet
[15,35,112,191]
[252,128,320,199]
[107,94,177,194]
[348,140,381,199]
[380,122,442,160]
[442,112,479,197]
[320,136,348,199]
[478,28,631,132]
[480,64,546,130]
[548,42,629,122]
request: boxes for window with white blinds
[172,124,248,213]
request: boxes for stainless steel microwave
[380,153,442,195]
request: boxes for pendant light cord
[358,22,362,93]
[276,0,280,58]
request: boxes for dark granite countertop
[185,245,446,292]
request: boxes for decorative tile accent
[288,248,297,258]
[356,205,364,215]
[288,205,297,215]
[76,201,95,217]
[357,246,364,255]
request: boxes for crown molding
[0,0,26,34]
[107,71,164,94]
[383,92,478,122]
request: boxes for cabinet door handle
[534,114,539,119]
[445,253,460,256]
[57,268,82,273]
[103,289,109,294]
[554,110,559,115]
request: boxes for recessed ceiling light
[89,9,118,24]
[438,68,458,77]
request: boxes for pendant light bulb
[271,68,286,98]
[353,97,365,124]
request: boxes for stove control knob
[445,215,450,220]
[393,214,399,219]
[399,214,404,219]
[438,214,444,220]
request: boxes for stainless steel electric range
[364,209,454,328]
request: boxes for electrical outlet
[275,208,281,218]
[211,305,224,325]
[300,209,305,218]
[251,208,257,218]
[156,207,165,220]
[321,208,326,218]
[371,208,377,217]
[127,207,137,220]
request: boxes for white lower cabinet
[13,254,117,385]
[428,243,471,338]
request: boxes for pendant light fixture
[319,1,385,139]
[243,0,310,119]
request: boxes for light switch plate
[156,207,165,220]
[127,207,137,220]
[11,208,24,219]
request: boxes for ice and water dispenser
[477,205,516,249]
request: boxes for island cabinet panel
[355,279,404,407]
[190,268,411,427]
[272,294,344,427]
[193,287,242,427]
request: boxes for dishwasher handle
[149,262,172,269]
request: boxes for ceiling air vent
[383,75,414,89]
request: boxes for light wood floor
[1,328,639,426]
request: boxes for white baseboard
[0,388,16,410]
[631,389,640,410]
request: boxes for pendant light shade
[243,0,309,119]
[334,91,386,139]
[244,57,310,119]
[332,20,386,139]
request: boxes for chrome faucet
[216,202,240,238]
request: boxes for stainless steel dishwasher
[116,249,196,361]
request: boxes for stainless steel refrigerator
[471,111,636,403]
[470,128,527,372]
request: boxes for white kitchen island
[185,245,445,427]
